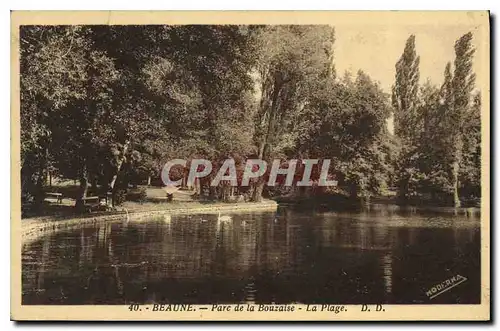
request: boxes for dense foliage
[20,25,481,207]
[392,33,481,206]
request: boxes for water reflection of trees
[22,209,480,304]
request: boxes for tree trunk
[252,142,271,202]
[76,163,89,209]
[252,180,265,202]
[147,175,151,186]
[349,183,358,200]
[398,175,409,201]
[251,80,283,202]
[451,137,463,208]
[90,172,98,193]
[199,178,209,198]
[109,141,130,206]
[33,146,49,206]
[33,167,46,206]
[208,185,217,200]
[452,161,461,208]
[194,177,200,195]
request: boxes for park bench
[82,196,100,203]
[46,192,63,204]
[78,196,101,213]
[79,194,112,213]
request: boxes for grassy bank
[21,198,278,243]
[22,185,260,218]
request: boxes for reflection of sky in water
[381,252,392,294]
[22,206,480,304]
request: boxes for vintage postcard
[11,11,490,321]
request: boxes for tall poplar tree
[392,35,420,199]
[449,32,476,207]
[392,35,420,138]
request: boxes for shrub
[127,188,148,203]
[113,189,128,206]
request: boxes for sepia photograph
[10,11,490,321]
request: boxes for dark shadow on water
[21,204,481,305]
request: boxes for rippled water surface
[22,205,481,304]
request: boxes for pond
[22,204,481,305]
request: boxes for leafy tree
[397,32,480,206]
[459,91,481,199]
[20,26,119,205]
[20,25,481,211]
[298,71,393,200]
[449,32,476,207]
[251,25,336,201]
[411,80,452,201]
[392,35,420,199]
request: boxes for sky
[334,24,484,92]
[333,24,485,134]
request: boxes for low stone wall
[21,200,278,244]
